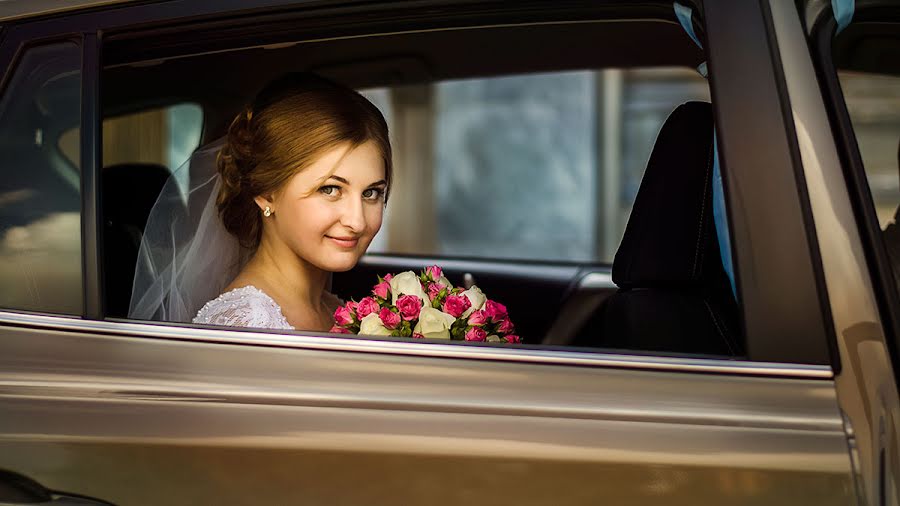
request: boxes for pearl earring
[263,206,272,217]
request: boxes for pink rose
[504,334,521,344]
[483,300,508,322]
[383,273,393,282]
[427,282,446,302]
[345,300,358,313]
[465,327,487,342]
[329,325,351,334]
[379,307,401,330]
[412,332,425,339]
[426,265,443,281]
[467,309,488,326]
[373,280,391,299]
[442,294,471,318]
[396,294,423,321]
[333,306,353,326]
[498,319,515,334]
[356,297,379,319]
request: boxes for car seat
[102,163,172,317]
[596,101,742,356]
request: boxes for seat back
[599,101,742,356]
[102,163,172,317]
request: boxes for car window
[363,68,710,262]
[837,68,900,293]
[0,42,82,315]
[102,16,745,359]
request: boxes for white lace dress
[193,285,294,330]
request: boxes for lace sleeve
[193,286,294,330]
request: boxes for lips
[326,235,359,248]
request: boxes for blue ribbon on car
[673,2,737,297]
[832,0,855,35]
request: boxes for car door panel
[0,320,853,505]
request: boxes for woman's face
[261,140,386,272]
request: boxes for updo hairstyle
[216,72,392,250]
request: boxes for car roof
[0,0,138,23]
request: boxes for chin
[318,254,361,273]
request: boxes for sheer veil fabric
[129,138,251,322]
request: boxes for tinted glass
[0,42,82,314]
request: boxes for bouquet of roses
[330,266,520,343]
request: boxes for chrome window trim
[0,309,832,378]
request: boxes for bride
[128,73,392,331]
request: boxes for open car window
[101,9,746,360]
[362,68,710,263]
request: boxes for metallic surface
[0,325,853,505]
[767,0,900,504]
[0,1,863,504]
[0,310,833,378]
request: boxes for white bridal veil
[128,138,250,322]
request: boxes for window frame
[804,4,900,382]
[0,0,836,368]
[704,0,833,365]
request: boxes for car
[0,0,897,504]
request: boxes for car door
[0,0,867,505]
[789,0,900,504]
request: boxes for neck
[247,234,329,309]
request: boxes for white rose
[486,334,502,343]
[390,271,429,305]
[359,313,392,336]
[413,306,456,339]
[437,274,453,289]
[460,285,486,317]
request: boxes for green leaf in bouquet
[430,286,450,309]
[449,318,468,340]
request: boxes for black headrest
[613,101,718,289]
[102,163,170,228]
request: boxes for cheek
[284,200,338,235]
[365,205,384,234]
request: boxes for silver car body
[0,0,894,504]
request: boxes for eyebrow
[327,175,387,187]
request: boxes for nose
[340,194,366,233]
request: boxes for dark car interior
[87,2,743,357]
